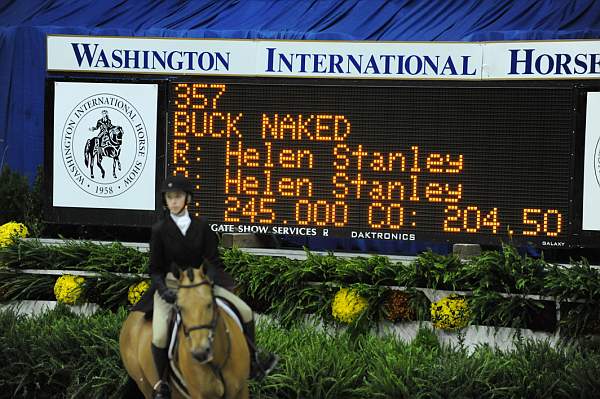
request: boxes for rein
[175,278,233,398]
[177,281,217,337]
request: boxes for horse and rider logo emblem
[86,109,124,179]
[60,93,149,198]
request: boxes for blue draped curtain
[1,0,598,253]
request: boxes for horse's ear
[186,268,195,282]
[198,264,213,283]
[172,262,183,280]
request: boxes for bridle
[176,280,218,342]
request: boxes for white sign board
[483,40,600,80]
[47,35,482,79]
[47,35,600,80]
[47,36,255,76]
[53,82,157,210]
[583,92,600,231]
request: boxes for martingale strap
[167,302,235,399]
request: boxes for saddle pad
[215,298,243,330]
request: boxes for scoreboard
[166,79,582,247]
[45,37,600,248]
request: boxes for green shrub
[0,165,44,235]
[0,306,127,398]
[0,239,148,274]
[0,271,56,301]
[397,249,465,290]
[469,291,557,331]
[544,258,600,301]
[1,307,600,399]
[463,245,548,294]
[412,325,440,351]
[0,165,30,225]
[2,240,600,337]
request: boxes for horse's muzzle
[192,348,213,364]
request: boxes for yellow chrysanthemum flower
[128,280,150,305]
[54,274,85,305]
[430,294,471,330]
[332,287,368,324]
[0,221,28,247]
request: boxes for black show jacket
[149,215,235,290]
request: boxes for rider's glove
[160,288,177,304]
[152,273,177,304]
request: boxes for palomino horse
[120,267,250,399]
[84,125,123,179]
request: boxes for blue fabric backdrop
[1,0,598,253]
[2,0,600,178]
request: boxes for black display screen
[167,80,576,246]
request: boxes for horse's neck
[212,309,231,365]
[108,130,121,144]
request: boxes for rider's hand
[160,288,177,304]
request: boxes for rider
[150,175,278,399]
[89,110,113,147]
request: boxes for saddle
[131,285,242,328]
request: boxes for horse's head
[176,266,217,364]
[109,126,123,145]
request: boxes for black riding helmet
[160,175,194,208]
[161,175,193,194]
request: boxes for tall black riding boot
[151,344,171,399]
[242,320,279,380]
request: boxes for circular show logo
[60,93,148,198]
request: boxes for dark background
[167,79,579,247]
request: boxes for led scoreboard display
[168,80,578,246]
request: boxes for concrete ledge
[221,233,265,248]
[380,321,558,353]
[0,300,99,316]
[453,243,482,259]
[24,237,150,252]
[270,315,561,353]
